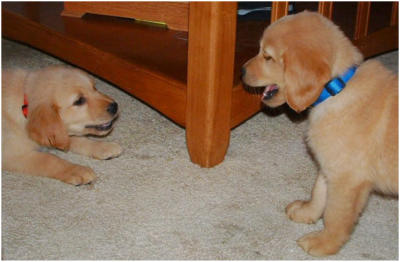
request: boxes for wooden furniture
[2,2,398,167]
[281,2,399,57]
[62,2,189,31]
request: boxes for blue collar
[313,66,357,106]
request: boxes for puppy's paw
[61,165,96,186]
[297,230,343,257]
[286,200,319,224]
[92,142,123,160]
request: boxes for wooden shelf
[2,2,262,128]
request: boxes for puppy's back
[367,61,398,193]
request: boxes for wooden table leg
[186,2,237,167]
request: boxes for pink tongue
[262,84,278,100]
[267,84,278,92]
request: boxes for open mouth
[85,117,117,131]
[262,84,279,101]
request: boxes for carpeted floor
[2,38,398,260]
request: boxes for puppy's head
[26,66,119,150]
[242,11,363,112]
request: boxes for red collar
[22,94,28,118]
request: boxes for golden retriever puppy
[242,11,398,256]
[2,65,122,185]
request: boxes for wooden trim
[186,2,237,167]
[62,2,189,31]
[231,84,261,128]
[318,2,333,19]
[271,2,289,23]
[353,25,398,57]
[61,9,86,18]
[354,2,371,40]
[391,2,398,26]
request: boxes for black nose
[107,102,118,116]
[241,67,246,78]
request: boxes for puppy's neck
[311,36,363,107]
[309,64,361,124]
[313,66,358,107]
[331,37,363,77]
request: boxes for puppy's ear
[283,45,331,112]
[26,103,70,151]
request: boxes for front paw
[61,165,96,186]
[297,230,344,257]
[286,200,319,224]
[92,142,122,160]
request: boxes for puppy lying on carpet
[2,65,122,185]
[242,11,398,256]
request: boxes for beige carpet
[2,38,398,260]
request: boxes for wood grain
[318,2,333,19]
[271,2,289,23]
[353,25,398,57]
[391,2,398,26]
[354,2,371,40]
[231,84,261,128]
[62,2,189,31]
[186,2,237,167]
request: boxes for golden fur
[242,11,398,256]
[2,65,122,185]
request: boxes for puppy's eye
[264,56,273,61]
[73,96,86,106]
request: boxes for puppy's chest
[307,116,337,152]
[307,105,351,164]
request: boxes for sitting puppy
[2,65,122,185]
[242,11,398,256]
